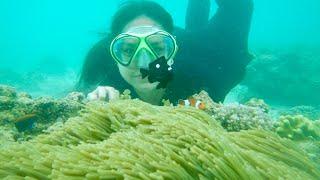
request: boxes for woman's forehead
[122,16,164,33]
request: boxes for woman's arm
[201,0,254,102]
[209,0,254,57]
[185,0,211,31]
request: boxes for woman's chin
[131,77,159,90]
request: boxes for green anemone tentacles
[0,99,319,179]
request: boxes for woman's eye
[125,49,133,54]
[154,46,165,53]
[122,47,135,56]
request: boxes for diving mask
[110,26,178,67]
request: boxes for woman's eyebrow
[123,38,137,43]
[149,39,165,45]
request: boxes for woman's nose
[132,49,155,69]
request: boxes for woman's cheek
[118,65,141,85]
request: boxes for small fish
[14,114,36,123]
[178,97,206,110]
[14,114,36,132]
[140,56,173,89]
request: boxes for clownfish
[178,97,206,110]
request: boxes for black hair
[110,0,173,37]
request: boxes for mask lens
[147,33,175,59]
[111,36,140,65]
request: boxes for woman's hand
[87,86,120,101]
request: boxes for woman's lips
[133,74,142,78]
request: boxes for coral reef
[0,85,16,98]
[275,115,320,170]
[241,47,320,106]
[0,99,319,179]
[211,103,275,132]
[0,125,18,145]
[275,115,320,141]
[279,105,320,121]
[192,90,216,112]
[245,98,269,113]
[0,85,17,110]
[193,91,274,132]
[119,89,132,100]
[65,92,85,102]
[0,85,83,140]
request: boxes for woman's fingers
[97,86,108,100]
[87,86,120,101]
[87,90,99,100]
[104,86,120,101]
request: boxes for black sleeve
[208,0,254,58]
[185,0,211,31]
[202,0,254,102]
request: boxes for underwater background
[0,0,319,103]
[1,0,319,110]
[1,0,320,178]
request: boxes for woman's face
[117,16,165,90]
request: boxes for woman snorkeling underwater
[77,0,254,105]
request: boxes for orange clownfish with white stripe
[178,97,206,110]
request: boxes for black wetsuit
[77,0,253,103]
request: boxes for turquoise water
[1,1,320,178]
[0,0,319,105]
